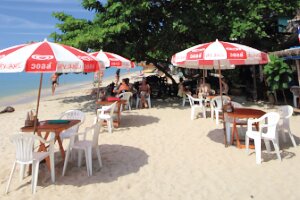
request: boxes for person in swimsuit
[138,78,151,108]
[51,73,60,95]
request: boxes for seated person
[197,78,212,98]
[138,78,151,108]
[114,78,130,95]
[177,77,191,97]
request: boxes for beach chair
[277,105,297,147]
[245,112,281,164]
[118,92,133,111]
[211,95,231,125]
[290,86,300,108]
[97,101,118,133]
[186,94,206,120]
[59,110,85,141]
[136,94,152,109]
[6,133,55,194]
[62,117,102,176]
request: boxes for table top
[96,99,127,105]
[21,119,81,132]
[226,108,265,119]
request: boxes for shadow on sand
[42,144,149,187]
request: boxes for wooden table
[96,99,127,128]
[21,120,81,163]
[226,108,265,149]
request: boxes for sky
[0,0,100,50]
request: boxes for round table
[226,108,265,148]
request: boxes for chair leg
[226,122,231,144]
[254,139,262,164]
[202,107,206,118]
[148,97,151,108]
[87,147,93,176]
[50,153,55,183]
[136,98,140,109]
[288,128,297,147]
[107,119,113,133]
[84,149,90,176]
[245,135,250,155]
[182,96,186,107]
[32,161,40,194]
[62,147,72,176]
[19,164,26,182]
[5,161,16,194]
[96,147,103,169]
[264,139,271,153]
[273,139,282,161]
[215,111,219,125]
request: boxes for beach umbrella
[171,39,269,146]
[90,50,135,99]
[90,50,135,69]
[0,39,103,128]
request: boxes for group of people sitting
[178,77,229,99]
[108,77,151,108]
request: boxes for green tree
[263,55,293,104]
[50,0,299,84]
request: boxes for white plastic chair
[186,94,206,120]
[59,110,85,141]
[245,112,281,164]
[62,117,102,176]
[6,133,55,194]
[136,94,151,109]
[118,92,133,111]
[97,101,118,133]
[290,86,300,107]
[211,95,231,125]
[277,105,297,147]
[182,93,187,107]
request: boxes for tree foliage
[50,0,299,83]
[263,55,293,91]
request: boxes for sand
[0,73,300,200]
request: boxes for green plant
[263,54,293,104]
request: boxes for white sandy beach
[0,72,300,200]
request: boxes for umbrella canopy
[171,39,269,69]
[0,39,102,73]
[90,50,135,69]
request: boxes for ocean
[0,67,142,106]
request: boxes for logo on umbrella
[31,55,54,60]
[77,56,93,61]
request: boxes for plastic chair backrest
[290,86,300,96]
[186,94,194,107]
[60,110,85,124]
[260,112,280,138]
[119,92,132,101]
[212,96,231,109]
[91,117,101,147]
[10,134,42,164]
[109,101,118,117]
[277,105,293,127]
[231,101,243,108]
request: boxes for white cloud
[0,14,54,29]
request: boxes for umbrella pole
[217,61,227,147]
[33,73,43,133]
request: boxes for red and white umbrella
[0,39,103,125]
[171,39,269,69]
[171,39,269,146]
[0,39,102,73]
[90,50,135,69]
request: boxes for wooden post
[296,60,300,87]
[252,65,257,101]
